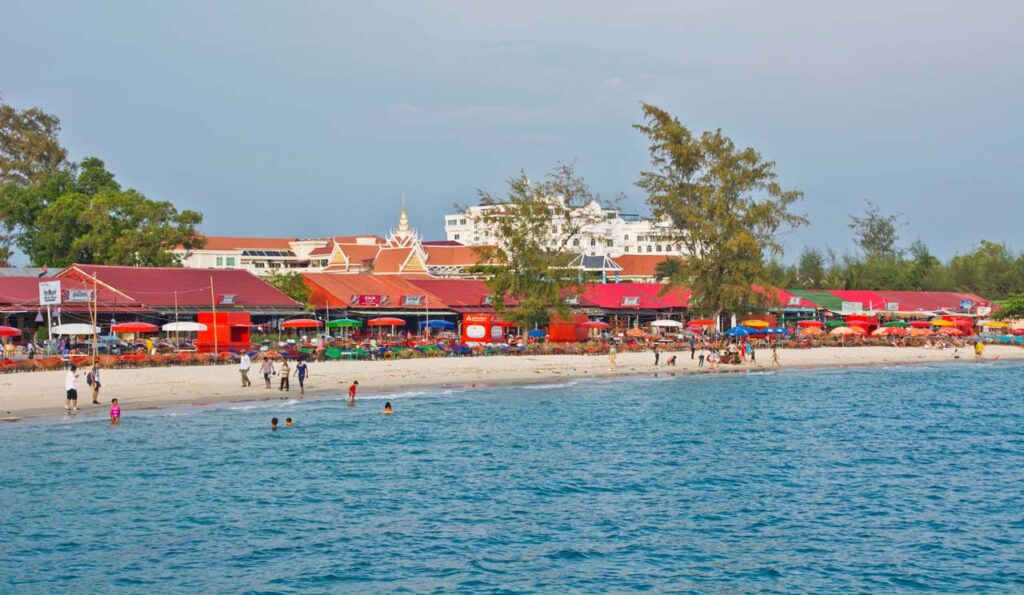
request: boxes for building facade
[443,199,686,258]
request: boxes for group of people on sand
[610,340,781,371]
[63,363,119,424]
[238,353,310,395]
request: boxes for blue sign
[959,299,974,310]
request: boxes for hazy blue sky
[3,0,1022,259]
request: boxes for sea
[1,362,1023,593]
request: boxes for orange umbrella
[626,328,647,338]
[909,328,934,337]
[938,327,964,336]
[800,327,823,336]
[830,326,863,336]
[740,320,770,328]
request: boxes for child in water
[271,417,279,430]
[109,398,120,425]
[383,402,393,415]
[285,417,294,427]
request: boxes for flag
[37,264,47,277]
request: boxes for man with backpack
[87,362,102,404]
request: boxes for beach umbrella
[281,319,322,329]
[626,328,647,338]
[724,326,754,336]
[527,329,546,338]
[909,328,935,337]
[797,320,824,327]
[579,321,611,329]
[161,322,207,332]
[740,319,770,328]
[688,319,715,327]
[0,326,21,337]
[650,319,683,328]
[764,327,788,334]
[883,321,908,328]
[799,327,823,336]
[419,319,455,329]
[1012,329,1024,336]
[908,320,932,328]
[325,318,362,328]
[830,326,862,336]
[825,320,847,328]
[367,317,405,327]
[930,319,953,327]
[981,321,1009,329]
[51,323,100,336]
[112,322,160,333]
[938,327,964,336]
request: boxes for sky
[3,0,1022,261]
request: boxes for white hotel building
[443,199,685,258]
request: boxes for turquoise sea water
[2,362,1024,593]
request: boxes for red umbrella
[367,317,405,327]
[111,322,160,333]
[908,321,932,328]
[281,318,322,329]
[579,321,610,329]
[1013,329,1024,336]
[0,326,22,337]
[797,320,824,327]
[689,319,715,326]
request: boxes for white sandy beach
[1,345,1021,421]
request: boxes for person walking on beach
[608,344,617,368]
[315,336,325,362]
[27,340,35,360]
[348,380,359,404]
[295,359,308,396]
[88,362,102,404]
[698,347,706,368]
[653,344,660,366]
[109,398,121,425]
[974,341,984,360]
[239,353,252,387]
[261,356,275,389]
[279,359,291,392]
[771,346,780,367]
[689,337,696,360]
[747,342,755,365]
[64,365,80,412]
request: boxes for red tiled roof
[871,291,991,312]
[424,245,489,266]
[303,274,446,309]
[406,279,517,311]
[196,236,296,251]
[751,285,819,309]
[373,247,413,274]
[827,290,889,311]
[581,283,690,309]
[59,265,300,308]
[611,255,683,278]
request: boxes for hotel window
[454,233,460,240]
[624,234,629,241]
[254,262,265,268]
[646,246,653,253]
[460,219,467,225]
[606,240,613,247]
[216,256,223,267]
[590,238,596,246]
[624,247,630,253]
[655,246,662,252]
[226,257,236,267]
[572,239,580,247]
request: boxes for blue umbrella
[724,325,754,336]
[419,320,455,329]
[764,327,789,335]
[527,329,546,337]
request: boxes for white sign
[976,306,992,317]
[64,289,94,303]
[39,281,61,305]
[840,301,863,314]
[621,296,641,307]
[787,296,803,306]
[400,295,424,306]
[885,302,899,312]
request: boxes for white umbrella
[650,319,683,328]
[50,323,100,336]
[161,322,208,332]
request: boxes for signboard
[976,306,992,317]
[400,295,424,306]
[840,301,863,314]
[621,296,641,307]
[39,281,61,305]
[787,296,802,306]
[565,295,580,305]
[63,289,95,303]
[959,299,975,311]
[480,295,493,305]
[350,294,388,306]
[885,302,899,312]
[219,294,237,305]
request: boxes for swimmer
[285,417,294,427]
[271,417,279,430]
[383,402,393,415]
[109,398,120,425]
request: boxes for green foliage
[265,272,312,308]
[0,101,69,187]
[471,163,601,327]
[654,257,683,281]
[634,103,806,317]
[995,294,1024,320]
[848,201,904,259]
[0,157,203,267]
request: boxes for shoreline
[2,345,1022,423]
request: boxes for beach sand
[1,345,1021,421]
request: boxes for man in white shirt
[64,365,80,412]
[239,353,252,387]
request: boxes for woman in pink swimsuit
[110,399,121,425]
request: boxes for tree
[948,241,1023,299]
[795,247,825,288]
[0,157,203,267]
[634,103,806,319]
[0,101,69,187]
[654,257,683,282]
[265,272,312,308]
[848,201,903,259]
[470,163,605,328]
[995,294,1024,320]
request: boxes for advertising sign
[959,299,975,311]
[976,306,992,317]
[63,289,95,303]
[400,295,424,306]
[885,302,899,312]
[787,296,803,306]
[350,294,387,306]
[840,301,863,314]
[39,281,61,305]
[621,296,641,307]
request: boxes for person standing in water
[64,365,81,412]
[109,398,121,425]
[294,358,308,396]
[271,417,279,430]
[383,402,393,415]
[348,380,359,404]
